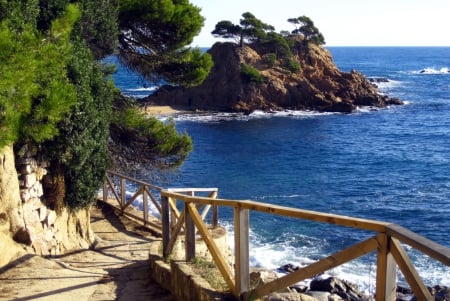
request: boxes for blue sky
[189,0,450,47]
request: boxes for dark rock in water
[368,77,390,83]
[396,285,450,301]
[433,285,450,300]
[278,263,300,273]
[310,277,364,300]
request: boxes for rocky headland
[143,41,403,114]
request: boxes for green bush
[266,53,276,67]
[241,63,264,83]
[284,58,301,73]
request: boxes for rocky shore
[143,41,403,114]
[254,263,450,301]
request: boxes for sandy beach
[143,105,191,116]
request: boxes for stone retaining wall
[14,144,93,256]
[148,235,234,301]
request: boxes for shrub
[284,58,301,73]
[241,63,265,83]
[266,53,277,67]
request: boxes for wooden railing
[101,172,450,301]
[102,170,163,229]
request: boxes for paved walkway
[0,202,174,301]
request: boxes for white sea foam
[411,67,450,75]
[170,110,335,122]
[375,79,403,95]
[122,86,157,98]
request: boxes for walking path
[0,202,174,301]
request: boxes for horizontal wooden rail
[160,190,450,301]
[101,173,450,301]
[161,191,389,232]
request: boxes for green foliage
[36,0,69,31]
[266,53,277,67]
[283,58,301,73]
[118,0,210,86]
[212,12,275,47]
[2,0,197,211]
[44,39,113,210]
[110,105,193,169]
[0,0,40,28]
[240,12,274,43]
[0,4,79,148]
[240,64,264,84]
[74,0,118,59]
[288,15,325,45]
[211,20,241,43]
[260,31,293,59]
[156,48,213,87]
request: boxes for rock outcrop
[143,41,402,113]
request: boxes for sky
[188,0,450,47]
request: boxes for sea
[108,47,450,294]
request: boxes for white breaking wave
[167,110,335,123]
[123,86,157,98]
[412,67,450,74]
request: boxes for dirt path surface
[0,202,174,301]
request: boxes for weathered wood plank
[166,208,185,255]
[390,237,433,301]
[107,170,162,190]
[145,186,162,215]
[200,204,211,220]
[160,191,389,232]
[255,236,378,297]
[161,196,170,258]
[106,176,121,205]
[143,186,148,224]
[387,224,450,267]
[168,188,219,193]
[120,178,126,209]
[122,186,143,210]
[168,197,181,218]
[186,202,236,296]
[185,206,196,261]
[376,233,397,301]
[234,207,250,297]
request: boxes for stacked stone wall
[14,144,93,256]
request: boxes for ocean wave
[412,67,450,74]
[170,110,335,122]
[126,87,158,92]
[122,86,157,98]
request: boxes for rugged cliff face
[143,42,402,113]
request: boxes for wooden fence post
[103,180,108,202]
[143,185,148,225]
[185,203,196,261]
[120,178,126,211]
[161,195,170,258]
[212,205,218,228]
[376,233,397,301]
[234,207,250,298]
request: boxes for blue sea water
[111,47,450,293]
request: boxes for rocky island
[143,40,402,114]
